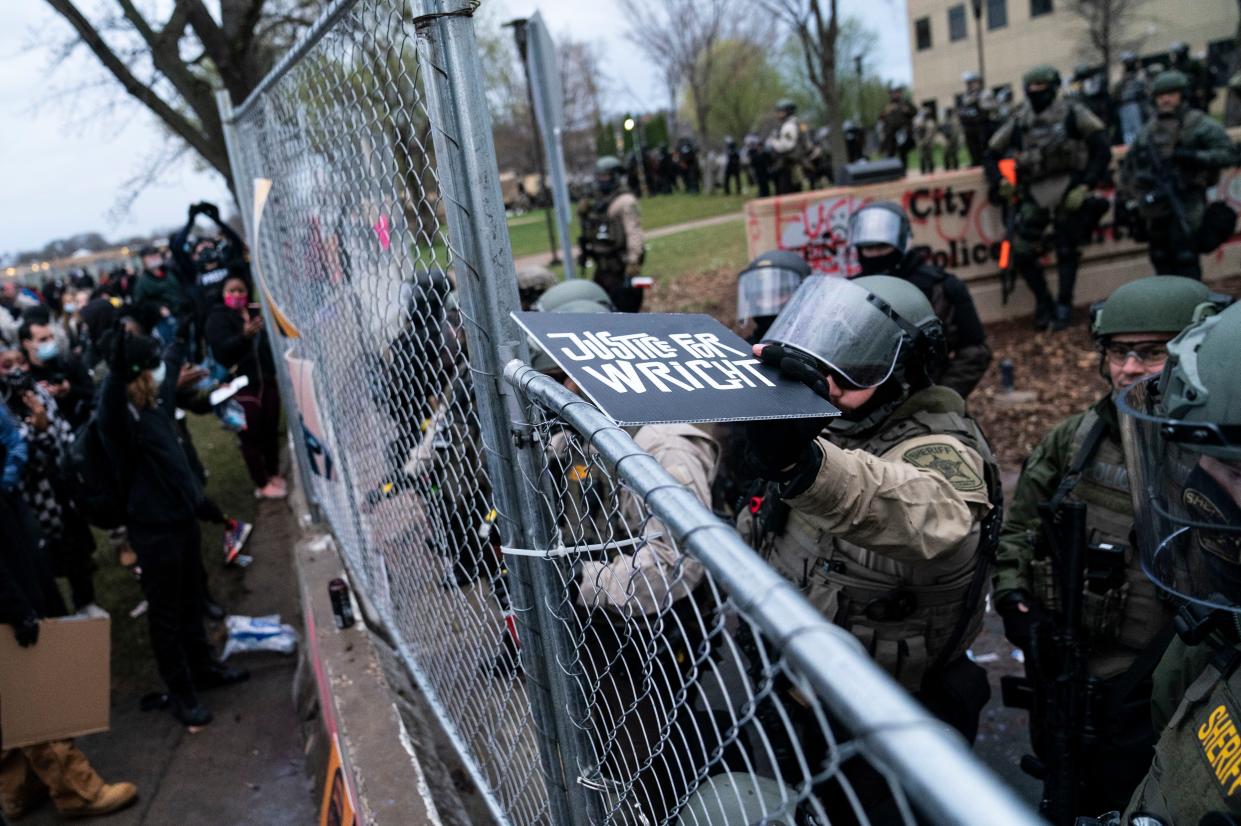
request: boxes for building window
[915,17,932,51]
[1030,0,1053,16]
[948,5,967,42]
[987,0,1008,29]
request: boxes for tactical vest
[1014,97,1089,182]
[549,428,629,554]
[1145,109,1223,191]
[580,193,627,273]
[1029,410,1172,679]
[757,387,1001,692]
[1126,650,1241,822]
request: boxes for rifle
[1000,500,1099,826]
[997,158,1020,305]
[1138,139,1194,244]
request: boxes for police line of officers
[516,158,1241,822]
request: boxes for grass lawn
[643,219,749,283]
[90,412,259,689]
[507,191,750,259]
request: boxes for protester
[98,327,248,727]
[204,276,286,499]
[0,405,138,820]
[18,318,95,429]
[0,347,98,611]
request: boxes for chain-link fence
[216,1,1040,823]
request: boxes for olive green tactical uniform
[577,189,644,310]
[986,69,1109,324]
[994,398,1171,679]
[1119,102,1234,280]
[739,386,999,741]
[1125,648,1241,823]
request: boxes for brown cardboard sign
[0,612,111,749]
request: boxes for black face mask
[1027,87,1057,113]
[596,175,618,195]
[857,247,904,276]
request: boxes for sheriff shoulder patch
[902,443,985,492]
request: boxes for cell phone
[247,303,261,312]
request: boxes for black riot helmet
[736,250,809,341]
[848,202,912,277]
[1170,41,1190,65]
[1120,51,1139,71]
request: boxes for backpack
[60,416,127,529]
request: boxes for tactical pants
[964,129,988,167]
[593,264,644,313]
[129,517,214,700]
[773,165,798,196]
[944,143,961,170]
[724,164,742,195]
[919,146,936,175]
[0,741,104,818]
[1026,669,1158,815]
[1013,199,1083,310]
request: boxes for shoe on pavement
[255,481,287,500]
[59,782,138,819]
[192,662,250,691]
[1051,303,1073,331]
[170,695,213,728]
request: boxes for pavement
[20,498,315,825]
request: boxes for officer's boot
[1018,258,1055,330]
[1052,249,1080,332]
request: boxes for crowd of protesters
[0,201,282,820]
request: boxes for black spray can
[328,578,355,629]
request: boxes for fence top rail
[502,358,1042,826]
[230,0,479,121]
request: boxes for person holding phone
[204,276,285,499]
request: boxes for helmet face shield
[1119,378,1241,613]
[760,275,906,388]
[737,267,803,322]
[848,207,908,252]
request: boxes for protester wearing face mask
[131,247,186,341]
[17,319,94,430]
[97,326,248,728]
[204,276,285,499]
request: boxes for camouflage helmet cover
[1151,70,1190,96]
[1091,276,1212,338]
[1023,64,1062,88]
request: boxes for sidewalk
[22,498,315,825]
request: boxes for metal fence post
[414,4,605,824]
[215,89,322,522]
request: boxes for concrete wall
[743,141,1241,323]
[907,0,1236,114]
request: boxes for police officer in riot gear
[1110,302,1241,826]
[957,71,997,166]
[994,276,1222,816]
[735,250,808,344]
[738,274,1002,743]
[577,156,646,313]
[1118,70,1236,281]
[985,64,1111,331]
[879,86,918,170]
[847,202,991,397]
[767,99,805,195]
[1114,51,1150,146]
[1168,40,1215,112]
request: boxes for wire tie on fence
[501,534,661,558]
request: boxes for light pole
[623,116,647,196]
[854,54,864,121]
[970,0,986,85]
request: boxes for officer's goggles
[1100,340,1169,367]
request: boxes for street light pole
[623,116,647,196]
[506,17,560,265]
[854,54,864,121]
[971,0,986,85]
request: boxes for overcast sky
[0,0,910,257]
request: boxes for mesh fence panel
[218,2,1040,824]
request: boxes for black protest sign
[513,311,839,425]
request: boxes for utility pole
[506,18,560,265]
[854,54,864,121]
[971,0,986,85]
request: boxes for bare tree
[761,0,847,181]
[42,0,326,199]
[620,0,755,189]
[1064,0,1151,95]
[560,38,609,170]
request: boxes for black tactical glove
[1173,147,1203,167]
[740,343,835,481]
[996,589,1044,651]
[13,613,39,647]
